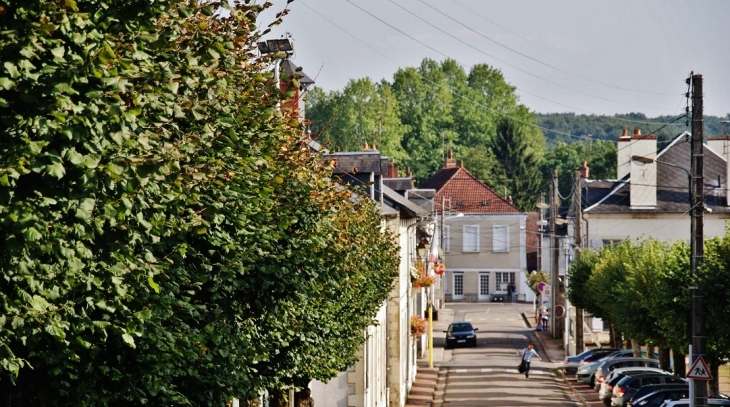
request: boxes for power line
[388,0,665,109]
[302,0,687,141]
[429,0,675,97]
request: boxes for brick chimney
[385,162,399,178]
[580,161,589,178]
[279,60,314,123]
[444,150,457,168]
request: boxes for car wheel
[589,376,595,388]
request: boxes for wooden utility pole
[551,170,562,339]
[690,73,707,407]
[574,169,584,354]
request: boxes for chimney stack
[580,161,589,178]
[444,150,457,168]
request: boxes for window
[602,239,623,247]
[493,225,509,252]
[444,225,451,253]
[453,273,464,297]
[495,272,515,292]
[479,274,489,296]
[463,225,479,252]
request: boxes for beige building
[421,153,529,303]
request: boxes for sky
[259,0,730,119]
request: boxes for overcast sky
[260,0,730,119]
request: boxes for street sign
[542,285,552,297]
[554,305,565,318]
[536,282,546,293]
[686,356,712,380]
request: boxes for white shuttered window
[493,225,509,252]
[463,225,479,252]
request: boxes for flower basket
[410,315,428,337]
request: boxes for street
[431,302,584,406]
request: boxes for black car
[627,384,688,407]
[443,322,478,349]
[628,387,689,407]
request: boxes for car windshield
[450,323,473,332]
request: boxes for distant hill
[534,112,730,147]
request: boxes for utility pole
[574,169,584,354]
[551,170,562,339]
[690,73,707,407]
[440,195,446,310]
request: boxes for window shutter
[493,225,509,252]
[463,225,479,252]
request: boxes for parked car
[626,384,689,407]
[659,398,730,407]
[627,386,690,407]
[576,349,653,387]
[611,373,687,407]
[563,347,619,375]
[594,357,662,392]
[599,367,670,406]
[443,322,477,349]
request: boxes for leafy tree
[391,60,454,183]
[307,78,407,165]
[0,1,399,405]
[699,231,730,395]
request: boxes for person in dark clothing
[507,282,516,302]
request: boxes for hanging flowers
[410,315,428,337]
[411,260,436,288]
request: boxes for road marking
[481,368,492,372]
[455,369,467,373]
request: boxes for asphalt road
[434,302,584,406]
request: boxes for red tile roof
[420,166,521,214]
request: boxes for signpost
[687,356,712,380]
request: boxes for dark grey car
[626,384,688,407]
[612,373,687,407]
[443,322,477,349]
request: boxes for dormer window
[481,200,490,206]
[456,200,464,206]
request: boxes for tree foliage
[568,234,730,388]
[0,0,399,405]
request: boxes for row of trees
[568,233,730,395]
[305,59,620,211]
[535,112,730,145]
[0,1,399,405]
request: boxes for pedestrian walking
[520,343,542,378]
[541,309,549,331]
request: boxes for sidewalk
[404,307,453,407]
[403,304,587,406]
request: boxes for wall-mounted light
[417,238,430,257]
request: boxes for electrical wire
[418,0,675,98]
[303,0,685,141]
[386,0,658,109]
